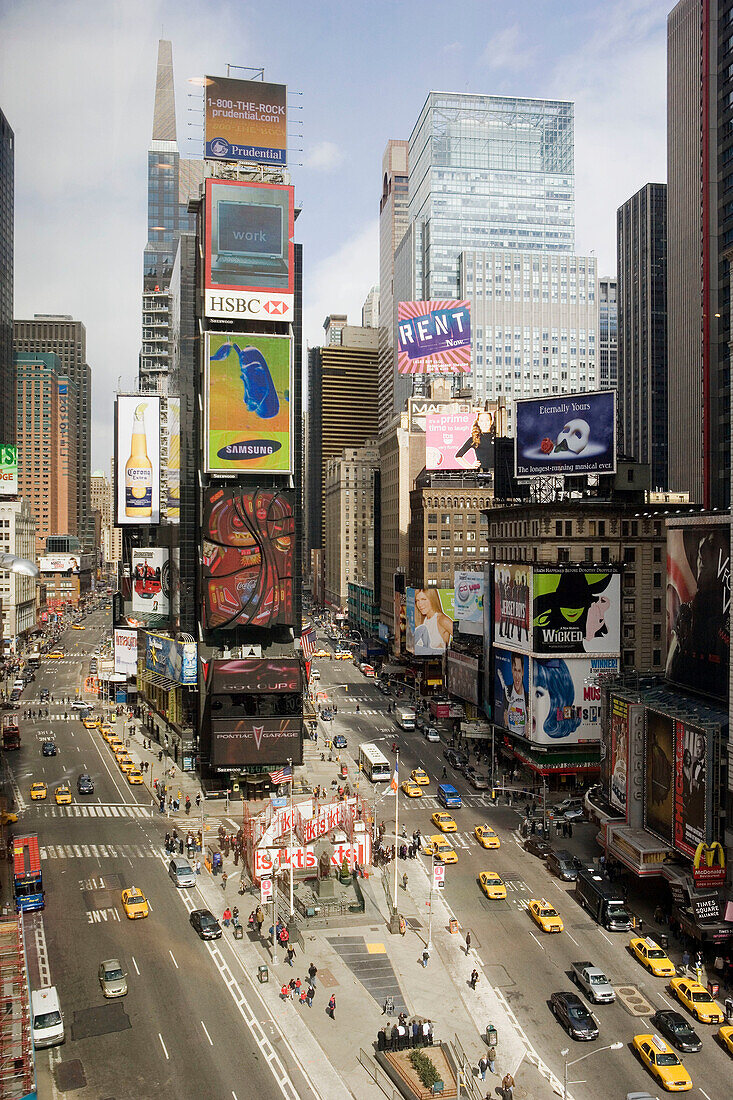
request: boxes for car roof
[101,957,122,969]
[554,990,584,1004]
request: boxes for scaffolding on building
[0,916,35,1099]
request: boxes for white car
[424,727,440,742]
[71,700,91,710]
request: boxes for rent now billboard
[532,567,620,656]
[425,407,497,472]
[0,444,17,496]
[202,487,294,630]
[530,656,617,746]
[205,332,291,474]
[405,588,455,655]
[494,564,531,651]
[453,570,484,636]
[397,301,471,374]
[204,179,294,321]
[515,390,616,478]
[115,396,161,525]
[666,520,730,702]
[205,76,287,166]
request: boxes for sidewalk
[110,717,555,1098]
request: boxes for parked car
[547,849,578,881]
[190,909,222,940]
[524,837,553,860]
[442,748,468,769]
[649,1010,702,1053]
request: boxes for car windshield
[655,1052,679,1067]
[540,909,556,917]
[103,966,124,980]
[128,892,144,902]
[200,914,217,927]
[588,974,608,984]
[691,991,712,1002]
[568,1006,589,1019]
[647,948,666,958]
[34,1010,62,1028]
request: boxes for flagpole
[288,756,294,917]
[393,748,399,913]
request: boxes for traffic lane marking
[201,1020,214,1046]
[158,1033,169,1059]
[529,930,545,950]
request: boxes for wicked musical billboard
[532,566,620,656]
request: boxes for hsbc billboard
[204,178,294,321]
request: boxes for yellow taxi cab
[334,652,351,660]
[474,824,500,849]
[54,783,72,805]
[82,718,97,730]
[72,624,85,630]
[528,898,564,933]
[0,810,18,825]
[101,728,116,744]
[630,936,676,977]
[670,977,725,1024]
[632,1033,692,1091]
[431,811,457,833]
[127,768,144,785]
[30,782,48,801]
[313,649,330,659]
[47,651,64,659]
[108,739,124,754]
[121,888,149,919]
[401,781,422,798]
[99,723,112,735]
[479,871,507,900]
[411,768,430,786]
[424,835,458,864]
[118,757,136,774]
[717,1024,733,1054]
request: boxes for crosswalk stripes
[37,803,153,819]
[40,842,161,861]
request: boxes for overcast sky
[0,0,667,470]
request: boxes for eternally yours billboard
[405,588,455,655]
[204,178,294,321]
[515,390,616,477]
[205,332,291,474]
[666,521,731,702]
[446,651,480,706]
[532,567,620,655]
[204,75,287,166]
[453,570,484,635]
[397,301,471,374]
[494,564,531,650]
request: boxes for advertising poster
[674,722,708,858]
[532,567,620,655]
[165,396,180,523]
[39,555,80,574]
[608,695,629,813]
[453,570,484,636]
[205,76,287,166]
[393,591,405,657]
[530,656,618,746]
[645,709,675,845]
[426,408,497,472]
[210,658,301,694]
[145,633,197,686]
[397,300,471,374]
[115,395,161,525]
[114,629,138,678]
[494,649,529,737]
[204,179,294,321]
[202,487,294,630]
[205,332,291,474]
[407,398,471,433]
[446,651,479,706]
[211,718,302,768]
[482,565,492,718]
[0,444,18,495]
[515,390,616,477]
[405,588,455,655]
[666,522,730,701]
[494,564,531,650]
[132,549,170,616]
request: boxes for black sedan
[442,748,468,769]
[333,734,347,749]
[190,909,222,940]
[649,1010,702,1053]
[524,837,553,859]
[550,991,599,1041]
[42,741,57,756]
[77,773,94,795]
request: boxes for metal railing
[357,1049,402,1100]
[450,1034,484,1100]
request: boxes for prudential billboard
[515,391,616,477]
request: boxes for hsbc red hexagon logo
[263,300,288,315]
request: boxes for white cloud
[482,24,532,71]
[304,140,345,172]
[302,218,378,356]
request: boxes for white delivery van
[31,986,64,1048]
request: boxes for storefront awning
[140,668,179,692]
[509,740,601,776]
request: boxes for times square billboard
[514,391,616,478]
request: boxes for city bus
[359,742,391,783]
[13,834,44,912]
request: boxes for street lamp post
[561,1042,623,1100]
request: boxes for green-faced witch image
[533,571,615,653]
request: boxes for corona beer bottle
[125,403,153,517]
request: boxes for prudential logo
[209,137,230,158]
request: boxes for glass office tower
[408,92,574,300]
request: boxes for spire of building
[152,39,176,143]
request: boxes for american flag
[269,765,292,785]
[300,628,317,660]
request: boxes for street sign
[433,865,445,890]
[260,876,273,904]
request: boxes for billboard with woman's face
[530,657,617,745]
[405,588,455,655]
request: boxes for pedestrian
[567,821,573,838]
[682,949,690,973]
[221,870,228,891]
[195,792,201,809]
[390,1023,400,1051]
[195,858,201,875]
[327,994,336,1019]
[286,944,295,966]
[308,962,318,987]
[478,1055,489,1081]
[422,947,430,968]
[306,984,315,1008]
[222,907,232,927]
[185,796,191,815]
[487,1041,497,1073]
[470,968,479,990]
[501,1071,515,1100]
[402,872,408,891]
[412,1018,421,1048]
[465,930,472,954]
[442,766,447,779]
[178,837,184,855]
[232,907,239,927]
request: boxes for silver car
[98,958,127,998]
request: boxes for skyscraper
[377,140,409,432]
[667,0,731,506]
[13,315,91,548]
[598,276,618,390]
[617,183,668,489]
[0,109,14,445]
[140,40,204,393]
